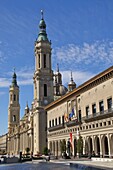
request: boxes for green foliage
[25,147,30,154]
[60,139,66,153]
[43,147,48,155]
[77,136,83,155]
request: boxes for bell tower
[33,10,54,154]
[34,10,53,106]
[8,70,20,134]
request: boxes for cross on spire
[41,10,44,19]
[57,63,59,72]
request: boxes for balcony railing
[82,108,113,122]
[66,119,81,127]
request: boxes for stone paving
[50,158,113,170]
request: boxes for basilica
[7,11,72,155]
[1,11,113,158]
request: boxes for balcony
[66,119,81,127]
[48,123,65,132]
[82,108,113,122]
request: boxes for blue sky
[0,0,113,135]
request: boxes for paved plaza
[50,158,113,170]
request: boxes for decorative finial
[26,101,28,107]
[71,71,73,81]
[41,9,44,19]
[13,67,15,73]
[57,63,59,72]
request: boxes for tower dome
[68,72,76,92]
[37,10,48,41]
[54,64,68,99]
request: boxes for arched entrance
[104,136,109,155]
[102,135,109,156]
[56,141,58,157]
[53,141,55,155]
[88,137,93,154]
[60,139,66,155]
[85,140,89,155]
[95,136,100,156]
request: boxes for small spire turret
[68,71,76,92]
[25,101,29,115]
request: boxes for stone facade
[7,11,68,156]
[0,134,7,154]
[46,67,113,158]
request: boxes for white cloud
[0,78,10,87]
[0,67,34,87]
[0,41,7,63]
[53,40,113,67]
[17,67,33,86]
[61,70,95,86]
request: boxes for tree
[77,136,83,156]
[60,139,66,154]
[43,147,48,155]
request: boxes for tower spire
[68,71,76,91]
[11,68,18,87]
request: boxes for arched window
[10,94,12,101]
[38,54,40,68]
[44,84,47,96]
[13,115,16,122]
[17,95,19,101]
[14,94,16,101]
[44,54,46,68]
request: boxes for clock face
[47,77,50,81]
[44,99,48,105]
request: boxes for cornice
[45,66,113,110]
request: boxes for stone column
[83,137,86,155]
[51,141,54,154]
[17,134,20,154]
[55,141,58,157]
[107,134,111,157]
[48,140,50,150]
[30,133,33,153]
[72,137,75,156]
[58,140,61,157]
[92,135,95,152]
[99,135,102,157]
